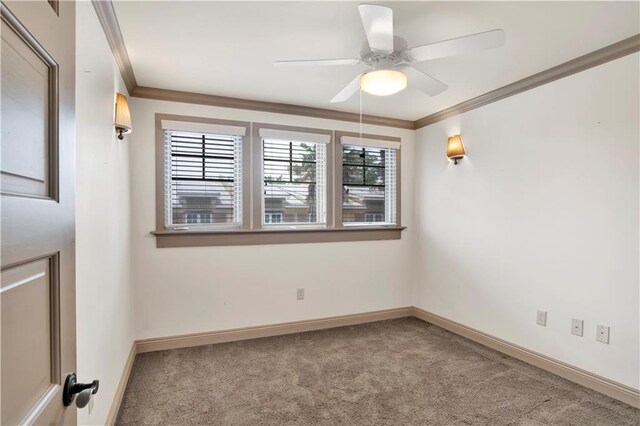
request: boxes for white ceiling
[113,1,639,121]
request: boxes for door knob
[63,373,99,407]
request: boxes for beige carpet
[116,318,639,425]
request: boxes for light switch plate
[536,310,547,326]
[596,325,610,344]
[296,288,304,300]
[571,319,584,336]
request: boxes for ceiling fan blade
[407,29,505,62]
[398,65,448,96]
[358,4,394,54]
[330,74,362,103]
[274,58,361,68]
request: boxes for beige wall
[413,53,640,389]
[129,99,415,339]
[75,2,135,424]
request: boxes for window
[162,119,246,229]
[186,213,213,224]
[259,128,329,226]
[365,213,384,222]
[264,212,283,224]
[154,115,404,247]
[341,136,399,225]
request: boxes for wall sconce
[114,93,132,140]
[447,135,465,165]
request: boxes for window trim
[153,226,404,248]
[155,114,252,233]
[153,114,404,247]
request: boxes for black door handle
[63,373,99,407]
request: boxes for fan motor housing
[360,36,408,68]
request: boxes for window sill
[151,226,406,248]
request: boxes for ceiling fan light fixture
[274,4,506,103]
[360,69,407,96]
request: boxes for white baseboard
[411,307,640,408]
[105,342,137,425]
[136,307,413,353]
[106,306,639,421]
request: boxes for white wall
[413,54,639,389]
[129,100,415,340]
[75,2,135,424]
[81,8,637,407]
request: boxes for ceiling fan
[274,4,506,103]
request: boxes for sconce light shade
[114,93,132,140]
[447,135,465,165]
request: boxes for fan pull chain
[359,87,363,143]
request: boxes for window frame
[334,131,401,230]
[154,114,404,247]
[155,114,252,234]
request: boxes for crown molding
[414,34,640,129]
[91,0,137,94]
[131,86,415,129]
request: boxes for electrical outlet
[536,310,547,326]
[296,288,304,300]
[596,325,610,344]
[571,319,583,336]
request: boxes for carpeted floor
[116,318,639,425]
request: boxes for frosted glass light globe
[360,69,407,96]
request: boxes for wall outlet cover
[571,319,584,337]
[536,310,547,326]
[596,325,610,344]
[296,288,304,300]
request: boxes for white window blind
[259,128,330,145]
[342,142,398,225]
[340,135,400,150]
[161,120,247,136]
[164,129,243,229]
[261,131,327,226]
